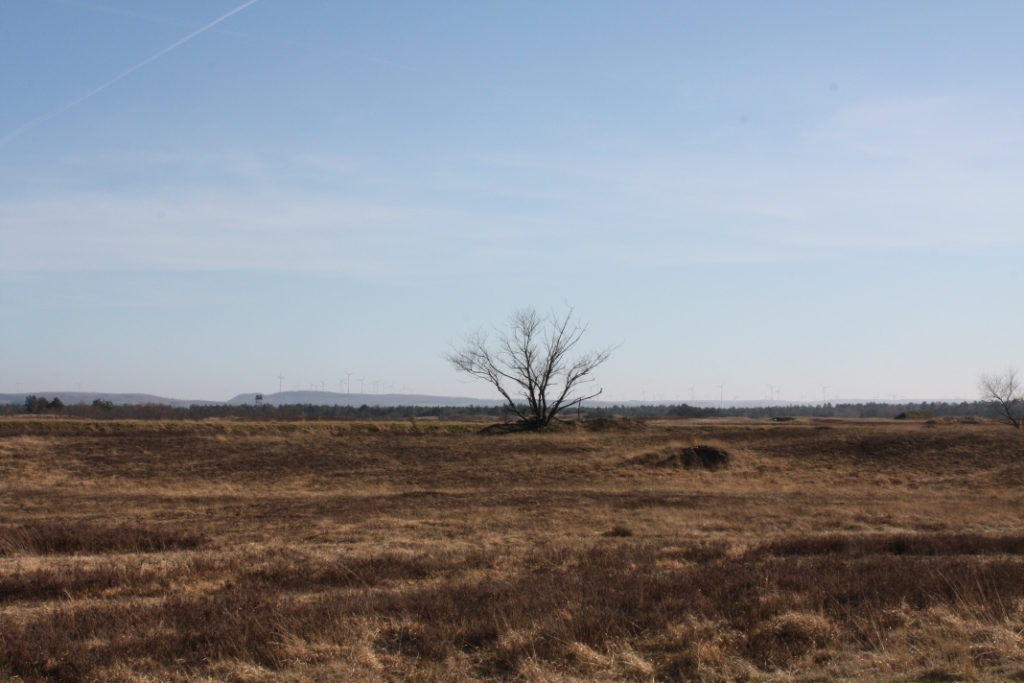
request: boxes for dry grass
[1,417,1023,681]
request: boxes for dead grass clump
[240,548,498,589]
[756,422,1020,467]
[0,561,143,603]
[952,416,987,425]
[0,520,207,556]
[746,612,837,667]
[752,532,1024,559]
[661,539,732,563]
[631,444,730,470]
[582,417,648,432]
[0,588,289,682]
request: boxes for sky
[1,0,1022,403]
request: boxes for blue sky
[2,1,1022,402]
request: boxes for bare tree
[978,367,1024,429]
[445,307,614,428]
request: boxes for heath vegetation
[0,416,1023,681]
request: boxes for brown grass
[0,520,206,556]
[0,417,1023,681]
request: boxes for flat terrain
[1,417,1023,682]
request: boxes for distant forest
[0,396,1008,422]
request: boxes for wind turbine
[718,383,725,409]
[359,377,366,394]
[277,374,284,394]
[344,372,354,394]
[821,385,829,405]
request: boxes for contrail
[0,0,260,149]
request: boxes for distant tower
[255,394,263,406]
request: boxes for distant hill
[225,391,506,408]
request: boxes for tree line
[0,397,1011,421]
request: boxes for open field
[1,417,1023,682]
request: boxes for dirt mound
[630,445,730,471]
[582,417,648,432]
[478,419,582,434]
[895,411,938,420]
